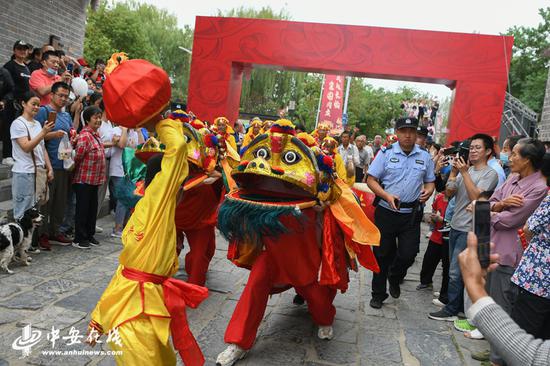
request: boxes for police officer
[366,117,435,309]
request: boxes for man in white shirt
[355,135,373,182]
[338,130,360,166]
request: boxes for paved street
[0,215,489,365]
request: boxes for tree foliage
[505,7,550,114]
[84,0,193,100]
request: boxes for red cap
[103,59,171,128]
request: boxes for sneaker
[453,319,476,332]
[89,237,100,246]
[428,309,457,322]
[1,157,15,166]
[432,298,446,307]
[39,234,52,251]
[72,241,91,250]
[389,282,401,299]
[465,328,484,340]
[50,233,72,246]
[26,247,40,254]
[95,226,103,233]
[318,325,334,340]
[471,349,490,361]
[438,225,451,233]
[416,283,433,291]
[216,344,247,366]
[110,230,123,238]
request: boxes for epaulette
[380,145,392,153]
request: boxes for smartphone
[473,200,491,268]
[394,198,401,210]
[47,111,57,123]
[66,63,74,73]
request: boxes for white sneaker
[95,226,104,233]
[318,325,334,340]
[2,157,15,166]
[216,344,247,366]
[465,328,485,340]
[432,298,446,307]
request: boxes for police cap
[395,117,419,130]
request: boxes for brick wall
[0,0,90,64]
[539,68,550,141]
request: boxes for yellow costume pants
[109,315,176,366]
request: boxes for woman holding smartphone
[10,91,54,251]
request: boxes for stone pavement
[0,215,490,365]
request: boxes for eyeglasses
[54,93,69,99]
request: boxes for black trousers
[74,183,98,243]
[419,239,450,302]
[355,167,365,182]
[1,100,16,158]
[372,205,421,300]
[511,286,550,340]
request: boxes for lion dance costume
[88,58,208,365]
[215,119,380,364]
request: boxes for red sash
[122,267,208,366]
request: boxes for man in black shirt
[2,40,32,165]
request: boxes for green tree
[505,7,550,114]
[84,0,193,99]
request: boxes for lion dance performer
[87,58,208,365]
[215,119,380,365]
[170,110,225,286]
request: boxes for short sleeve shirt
[3,60,30,100]
[10,116,46,173]
[367,143,435,213]
[448,166,499,232]
[35,106,72,170]
[29,69,61,106]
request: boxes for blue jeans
[12,172,35,220]
[443,228,468,315]
[110,176,130,228]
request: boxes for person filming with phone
[429,133,499,322]
[366,117,435,309]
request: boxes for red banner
[318,74,345,134]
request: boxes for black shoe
[72,241,91,250]
[89,237,100,246]
[389,283,401,298]
[369,293,389,309]
[428,309,457,321]
[26,247,41,254]
[416,283,433,291]
[369,298,383,309]
[293,294,305,305]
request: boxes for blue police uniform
[368,143,435,212]
[367,141,435,305]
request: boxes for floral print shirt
[511,193,550,299]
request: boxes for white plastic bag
[57,133,74,170]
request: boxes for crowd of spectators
[0,40,141,250]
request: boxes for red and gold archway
[188,16,513,142]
